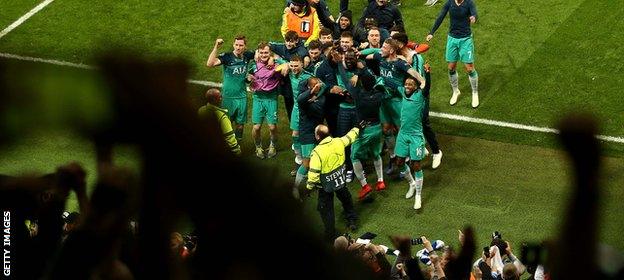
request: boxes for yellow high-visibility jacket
[198,104,241,156]
[307,127,360,192]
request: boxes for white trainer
[424,0,439,6]
[346,170,354,183]
[472,92,479,108]
[424,148,430,157]
[414,194,422,210]
[405,182,416,199]
[295,154,303,165]
[432,150,443,169]
[450,89,461,105]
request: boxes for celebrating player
[206,35,255,140]
[426,0,479,108]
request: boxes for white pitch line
[0,53,220,87]
[0,0,55,40]
[429,112,558,134]
[1,52,623,144]
[187,79,222,88]
[0,52,94,69]
[429,112,624,144]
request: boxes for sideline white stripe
[428,113,624,144]
[187,79,222,87]
[0,0,55,39]
[1,52,623,144]
[429,112,558,134]
[0,52,94,69]
[0,53,221,87]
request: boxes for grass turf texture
[0,0,41,30]
[0,0,623,264]
[0,0,621,154]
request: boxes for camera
[490,231,508,254]
[483,246,491,258]
[183,234,198,251]
[411,237,423,245]
[491,231,502,240]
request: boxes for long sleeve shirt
[307,127,360,192]
[197,104,241,155]
[429,0,477,39]
[359,2,403,31]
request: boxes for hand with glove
[356,120,371,130]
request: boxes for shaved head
[205,88,222,106]
[315,124,330,141]
[334,236,349,250]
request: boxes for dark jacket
[358,2,403,30]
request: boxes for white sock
[352,161,367,186]
[413,169,424,195]
[449,71,459,92]
[403,165,415,185]
[415,178,423,196]
[373,157,383,182]
[469,74,479,94]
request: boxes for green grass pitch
[0,0,623,265]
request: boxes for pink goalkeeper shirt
[250,61,281,92]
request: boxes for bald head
[205,88,222,106]
[334,236,349,251]
[315,124,330,141]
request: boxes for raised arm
[339,127,360,147]
[314,3,335,34]
[407,68,426,89]
[280,11,289,39]
[206,38,224,67]
[426,1,450,41]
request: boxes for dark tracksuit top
[298,86,327,146]
[429,0,478,39]
[314,57,342,136]
[350,76,384,126]
[358,2,403,31]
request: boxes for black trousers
[317,187,357,242]
[337,107,357,171]
[422,71,440,154]
[324,102,340,137]
[281,82,294,122]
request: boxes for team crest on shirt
[232,66,245,75]
[380,69,394,78]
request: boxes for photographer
[390,235,425,280]
[418,236,447,280]
[474,232,525,279]
[334,235,392,279]
[502,241,525,277]
[170,232,197,260]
